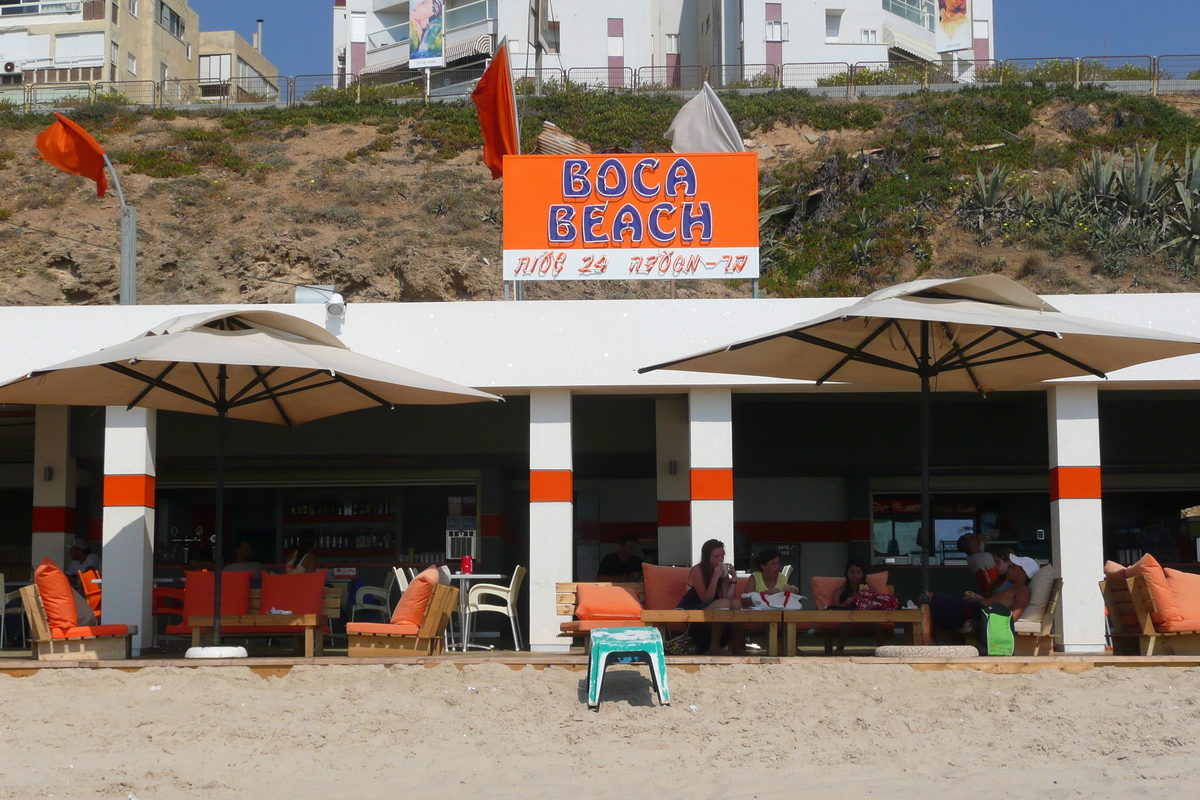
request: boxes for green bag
[981,603,1015,656]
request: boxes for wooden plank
[781,609,922,623]
[188,614,324,627]
[641,610,781,623]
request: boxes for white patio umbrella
[640,276,1200,592]
[0,309,500,642]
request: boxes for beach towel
[742,592,804,610]
[980,603,1016,656]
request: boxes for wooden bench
[1101,574,1200,656]
[556,582,646,641]
[1014,577,1061,656]
[642,609,784,655]
[20,584,137,661]
[181,585,342,657]
[783,609,923,655]
[347,583,458,657]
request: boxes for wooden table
[782,609,923,655]
[188,614,328,657]
[641,610,784,655]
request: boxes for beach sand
[2,662,1199,799]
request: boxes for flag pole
[103,154,137,306]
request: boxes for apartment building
[0,0,277,91]
[333,0,995,83]
[199,29,278,101]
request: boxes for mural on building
[936,0,972,53]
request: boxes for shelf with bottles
[283,529,396,557]
[283,496,395,523]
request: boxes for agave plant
[1159,185,1200,268]
[758,184,794,227]
[969,164,1013,214]
[849,209,876,235]
[850,237,875,266]
[1113,142,1175,225]
[1179,144,1200,197]
[1044,183,1077,222]
[1079,149,1118,207]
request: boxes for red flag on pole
[35,112,108,197]
[471,39,520,180]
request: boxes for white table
[447,573,505,651]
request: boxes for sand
[2,662,1199,799]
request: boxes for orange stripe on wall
[32,506,77,533]
[530,470,573,502]
[104,474,156,508]
[691,468,733,501]
[1050,466,1101,500]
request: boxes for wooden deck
[3,651,1200,678]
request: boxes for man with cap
[925,555,1035,633]
[65,537,101,577]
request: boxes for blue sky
[189,1,1200,78]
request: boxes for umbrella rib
[191,362,219,405]
[101,363,218,410]
[785,330,920,379]
[937,322,985,395]
[247,365,294,428]
[328,372,395,409]
[227,365,280,405]
[126,361,180,408]
[815,320,897,385]
[230,370,333,407]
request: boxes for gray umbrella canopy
[0,309,500,645]
[0,309,497,424]
[641,276,1200,593]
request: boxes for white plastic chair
[781,564,794,582]
[350,581,391,623]
[466,566,527,651]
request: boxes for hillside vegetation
[2,84,1200,306]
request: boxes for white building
[332,0,995,86]
[2,292,1199,656]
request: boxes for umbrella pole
[920,323,932,597]
[212,368,228,645]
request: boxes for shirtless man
[963,555,1036,621]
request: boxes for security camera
[325,293,346,319]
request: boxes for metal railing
[0,51,1198,113]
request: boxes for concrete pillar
[655,396,691,567]
[529,389,572,652]
[103,407,156,655]
[1047,384,1105,653]
[689,387,733,565]
[31,406,77,569]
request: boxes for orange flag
[471,39,520,180]
[35,112,108,197]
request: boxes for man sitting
[65,538,101,577]
[596,535,644,582]
[223,540,264,582]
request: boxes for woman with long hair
[677,539,740,655]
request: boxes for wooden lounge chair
[20,584,136,661]
[347,582,459,657]
[1014,577,1061,656]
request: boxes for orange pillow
[811,571,890,610]
[575,584,642,620]
[642,564,691,610]
[391,567,439,627]
[1165,569,1200,621]
[34,557,77,631]
[1125,553,1182,626]
[261,570,326,615]
[1103,561,1128,580]
[183,570,253,618]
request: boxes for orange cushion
[391,567,439,626]
[34,558,77,630]
[347,621,421,636]
[1125,553,1182,627]
[1103,561,1128,580]
[811,572,889,610]
[1165,569,1200,621]
[560,620,648,632]
[1157,617,1200,634]
[51,625,129,639]
[183,570,252,618]
[642,564,690,610]
[261,570,326,615]
[575,584,642,620]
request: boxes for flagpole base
[185,646,248,659]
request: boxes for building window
[157,1,187,41]
[883,0,936,33]
[112,1,118,23]
[110,41,118,65]
[825,12,842,42]
[665,33,679,55]
[128,0,138,16]
[861,29,878,44]
[765,21,789,43]
[127,53,137,75]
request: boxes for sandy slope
[2,662,1199,799]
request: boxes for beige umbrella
[0,309,500,641]
[641,276,1200,591]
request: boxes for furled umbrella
[0,309,500,644]
[640,276,1200,592]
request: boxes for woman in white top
[285,534,317,574]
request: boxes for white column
[1047,384,1105,653]
[529,389,572,652]
[102,407,156,655]
[689,387,733,565]
[31,406,77,568]
[655,396,691,567]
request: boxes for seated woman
[678,538,741,655]
[830,558,887,655]
[985,546,1014,595]
[925,555,1035,635]
[743,547,798,602]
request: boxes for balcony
[365,0,495,71]
[0,1,82,18]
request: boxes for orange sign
[502,153,759,281]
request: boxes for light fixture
[668,460,677,475]
[325,293,346,319]
[43,466,54,481]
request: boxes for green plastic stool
[586,627,670,711]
